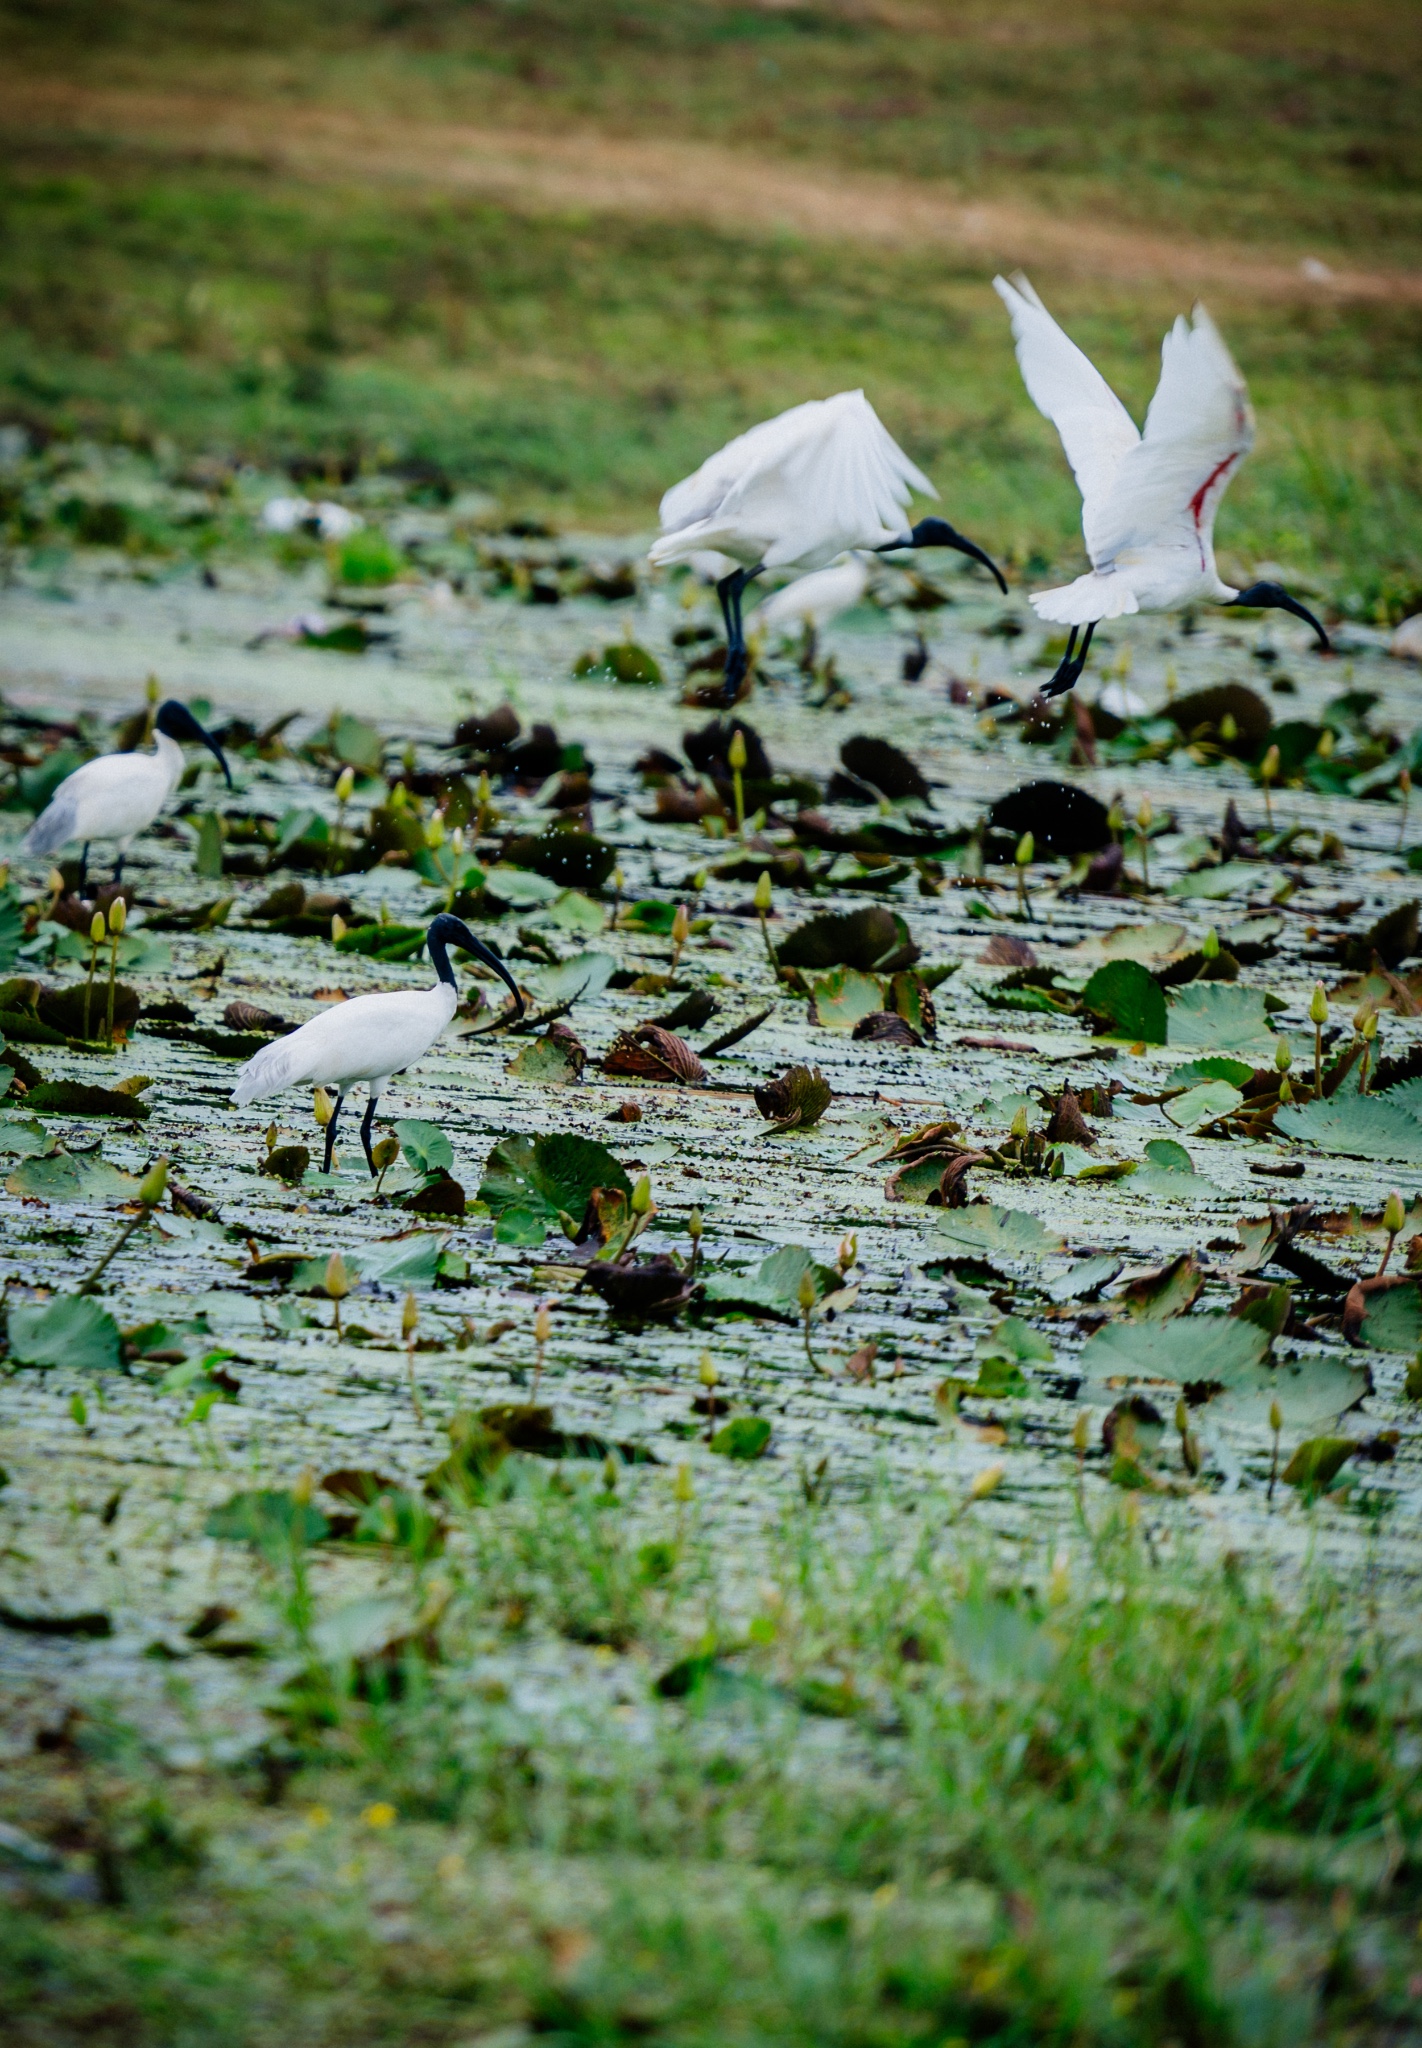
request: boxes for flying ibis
[230,914,524,1175]
[994,273,1329,696]
[650,390,1006,701]
[24,700,233,886]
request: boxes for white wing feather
[230,990,450,1105]
[652,391,934,569]
[993,273,1140,558]
[1087,304,1254,569]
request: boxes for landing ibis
[994,273,1329,696]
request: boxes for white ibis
[231,913,524,1175]
[24,700,233,886]
[994,273,1329,695]
[650,390,1006,700]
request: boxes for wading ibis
[24,700,232,886]
[231,914,524,1175]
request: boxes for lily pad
[5,1149,140,1203]
[483,866,564,909]
[533,951,616,1007]
[395,1119,453,1177]
[1043,1254,1122,1303]
[710,1415,773,1459]
[0,1115,49,1158]
[977,1316,1054,1367]
[1167,982,1279,1059]
[1210,1354,1370,1429]
[508,1033,584,1086]
[1163,1080,1245,1130]
[809,967,885,1033]
[933,1203,1064,1265]
[1277,1077,1422,1163]
[778,906,918,974]
[290,1232,448,1295]
[478,1132,633,1245]
[1167,1057,1255,1089]
[1073,922,1187,965]
[7,1294,121,1373]
[1082,960,1166,1043]
[24,1080,151,1120]
[1167,861,1281,902]
[1129,1137,1223,1200]
[700,1244,846,1320]
[546,890,607,937]
[1355,1281,1422,1352]
[1076,1314,1270,1386]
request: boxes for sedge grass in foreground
[4,1474,1420,2045]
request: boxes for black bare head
[1226,582,1330,652]
[426,914,525,1016]
[155,699,234,787]
[896,518,1009,596]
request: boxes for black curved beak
[907,518,1009,595]
[1228,581,1330,652]
[444,917,526,1018]
[205,728,234,789]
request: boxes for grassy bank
[5,1,1421,262]
[2,142,1420,611]
[4,1492,1420,2046]
[1,2,1420,605]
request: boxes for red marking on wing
[1188,453,1240,567]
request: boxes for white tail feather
[24,798,77,857]
[1030,573,1140,627]
[231,1036,309,1106]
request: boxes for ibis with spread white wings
[993,273,1328,696]
[650,390,1006,701]
[24,700,233,886]
[231,914,524,1175]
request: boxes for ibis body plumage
[650,390,1005,699]
[230,915,523,1174]
[25,700,232,884]
[994,273,1329,695]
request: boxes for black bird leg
[716,564,762,706]
[111,851,126,885]
[360,1096,379,1176]
[1226,581,1330,651]
[77,843,89,893]
[322,1090,345,1176]
[1043,621,1096,699]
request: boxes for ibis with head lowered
[24,700,233,886]
[650,390,1006,702]
[230,914,524,1175]
[993,273,1329,696]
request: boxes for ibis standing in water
[650,390,1006,701]
[231,913,524,1175]
[24,700,233,886]
[993,273,1329,697]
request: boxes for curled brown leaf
[753,1064,833,1132]
[603,1025,706,1086]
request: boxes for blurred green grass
[1,2,1420,608]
